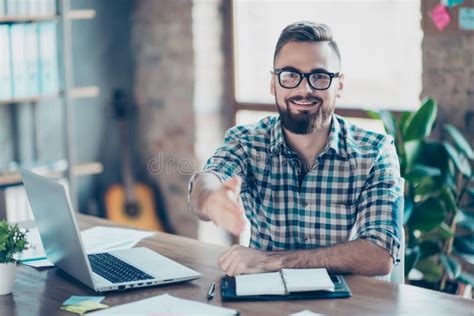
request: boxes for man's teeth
[292,100,317,105]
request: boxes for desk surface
[1,214,473,316]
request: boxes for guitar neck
[119,119,136,203]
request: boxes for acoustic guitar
[104,89,172,232]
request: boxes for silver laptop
[20,168,202,292]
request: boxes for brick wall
[421,0,474,142]
[132,0,198,238]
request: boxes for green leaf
[444,124,474,160]
[415,258,443,283]
[366,110,380,120]
[439,187,457,213]
[457,219,474,232]
[404,164,442,184]
[404,97,437,141]
[454,235,474,254]
[420,222,454,241]
[443,142,472,177]
[440,254,462,280]
[436,222,455,240]
[404,140,422,170]
[0,221,28,263]
[399,111,413,137]
[419,240,442,259]
[405,246,420,277]
[407,197,446,232]
[417,141,450,172]
[458,271,474,287]
[413,177,442,197]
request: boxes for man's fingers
[227,259,241,276]
[212,201,246,235]
[219,245,239,266]
[219,247,236,272]
[223,176,242,195]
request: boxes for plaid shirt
[189,115,403,263]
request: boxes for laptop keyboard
[88,253,154,284]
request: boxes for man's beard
[276,95,334,134]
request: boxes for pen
[207,281,216,300]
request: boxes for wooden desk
[1,214,472,315]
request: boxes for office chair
[390,225,405,284]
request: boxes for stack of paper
[16,226,155,268]
[89,294,238,316]
[61,296,108,315]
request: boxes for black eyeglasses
[273,68,340,90]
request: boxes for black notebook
[221,269,351,301]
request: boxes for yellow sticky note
[61,300,108,314]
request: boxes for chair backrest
[390,225,405,284]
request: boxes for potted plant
[0,221,28,295]
[369,97,474,294]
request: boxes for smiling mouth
[289,100,321,108]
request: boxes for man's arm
[189,172,223,221]
[219,239,392,277]
[188,126,250,235]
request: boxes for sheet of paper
[89,293,238,316]
[236,271,286,296]
[282,269,334,293]
[459,8,474,30]
[18,226,155,268]
[63,295,105,306]
[61,301,108,314]
[290,310,326,316]
[22,258,54,268]
[16,228,47,262]
[431,4,451,31]
[442,0,464,7]
[81,226,155,254]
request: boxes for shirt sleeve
[355,137,404,265]
[187,127,248,208]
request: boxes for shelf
[0,162,104,187]
[0,15,59,24]
[0,94,59,106]
[69,86,100,99]
[65,10,96,20]
[0,86,100,106]
[0,10,96,24]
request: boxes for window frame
[223,0,403,126]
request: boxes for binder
[0,25,12,100]
[0,0,5,17]
[220,274,352,301]
[38,22,58,95]
[25,23,39,96]
[11,24,28,98]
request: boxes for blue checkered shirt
[189,115,403,263]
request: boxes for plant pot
[0,262,17,295]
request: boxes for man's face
[271,41,344,134]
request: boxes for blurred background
[0,0,473,296]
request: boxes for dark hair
[274,21,341,67]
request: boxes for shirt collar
[269,114,348,158]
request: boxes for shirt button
[301,200,309,208]
[301,235,309,242]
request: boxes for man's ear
[336,73,344,98]
[270,73,276,96]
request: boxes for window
[230,0,422,117]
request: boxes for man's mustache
[285,95,323,103]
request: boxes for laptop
[20,168,202,292]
